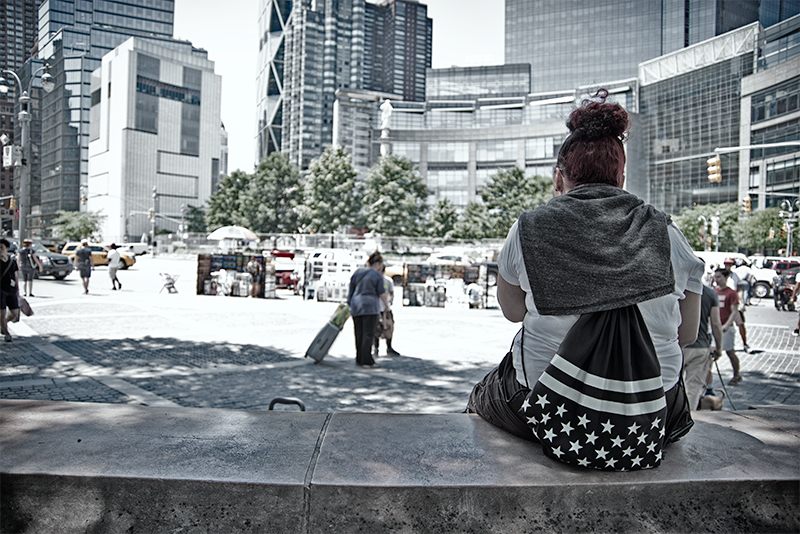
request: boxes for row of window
[751,77,800,124]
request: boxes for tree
[185,205,206,233]
[205,170,249,230]
[672,202,741,251]
[241,152,304,233]
[427,199,458,239]
[362,155,429,236]
[302,146,361,233]
[739,207,797,254]
[50,210,106,241]
[481,168,552,238]
[452,202,493,240]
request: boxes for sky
[173,0,505,175]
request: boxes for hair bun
[567,90,629,141]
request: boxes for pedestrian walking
[683,284,723,409]
[347,251,387,368]
[17,239,42,297]
[713,268,743,385]
[246,257,262,298]
[374,265,400,357]
[0,237,20,342]
[75,241,94,294]
[107,244,122,290]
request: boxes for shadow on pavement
[36,337,496,413]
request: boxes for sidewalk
[2,255,798,413]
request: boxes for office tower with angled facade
[505,0,764,94]
[87,37,221,243]
[1,0,41,234]
[255,0,432,169]
[35,0,183,231]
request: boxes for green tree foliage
[427,199,458,239]
[302,146,361,233]
[672,202,742,252]
[205,170,250,230]
[185,205,206,233]
[50,210,106,241]
[362,155,429,236]
[241,152,303,233]
[738,207,797,253]
[452,202,493,240]
[481,168,552,237]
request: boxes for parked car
[61,242,136,269]
[118,242,149,255]
[9,240,74,280]
[424,251,474,266]
[384,262,406,286]
[694,251,777,298]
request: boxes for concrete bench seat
[1,399,798,533]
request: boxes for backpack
[518,304,680,471]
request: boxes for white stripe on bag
[538,372,667,416]
[551,354,664,393]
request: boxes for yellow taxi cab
[61,242,136,269]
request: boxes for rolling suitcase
[305,321,343,363]
[305,304,350,363]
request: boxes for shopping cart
[160,273,179,293]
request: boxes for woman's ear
[553,168,565,196]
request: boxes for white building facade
[88,37,222,243]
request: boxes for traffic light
[9,198,15,209]
[769,227,776,239]
[742,197,751,213]
[707,155,722,182]
[782,224,788,239]
[148,208,154,220]
[81,195,86,205]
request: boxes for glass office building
[255,0,432,169]
[35,0,182,227]
[740,14,800,211]
[331,66,636,211]
[505,0,763,94]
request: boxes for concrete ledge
[1,400,798,533]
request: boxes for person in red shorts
[713,268,743,385]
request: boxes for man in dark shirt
[683,284,723,409]
[0,238,20,342]
[75,241,94,295]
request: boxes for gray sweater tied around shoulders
[518,183,675,316]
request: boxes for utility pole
[150,186,157,257]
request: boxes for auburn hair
[557,89,629,188]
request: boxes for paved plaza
[2,255,798,414]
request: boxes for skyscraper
[364,0,432,102]
[1,0,41,234]
[505,0,762,94]
[255,0,432,169]
[87,38,222,243]
[35,0,183,229]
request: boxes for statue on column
[380,100,393,131]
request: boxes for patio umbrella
[207,225,260,242]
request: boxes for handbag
[19,296,33,317]
[518,304,672,471]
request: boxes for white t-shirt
[498,221,704,391]
[108,249,121,268]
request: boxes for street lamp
[0,65,55,241]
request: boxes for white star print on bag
[519,305,670,471]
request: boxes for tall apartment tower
[505,0,763,93]
[255,0,432,169]
[35,0,181,229]
[1,0,41,234]
[364,0,432,102]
